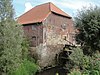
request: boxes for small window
[61,24,66,30]
[32,26,36,30]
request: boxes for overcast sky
[13,0,100,17]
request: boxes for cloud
[24,2,33,12]
[14,0,99,17]
[54,0,95,10]
[47,0,96,9]
[36,0,96,14]
[24,0,97,12]
[45,0,96,16]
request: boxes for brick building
[18,2,75,67]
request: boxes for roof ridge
[50,3,71,18]
[18,2,72,24]
[35,2,50,8]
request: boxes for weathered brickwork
[23,24,43,47]
[43,13,75,45]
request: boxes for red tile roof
[18,2,71,24]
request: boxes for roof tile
[18,2,71,24]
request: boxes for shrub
[11,59,39,75]
[21,38,29,60]
[75,6,100,53]
[68,69,81,75]
[0,0,23,74]
[69,47,90,70]
[84,52,100,75]
[69,48,100,75]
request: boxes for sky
[12,0,100,18]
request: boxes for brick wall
[43,12,75,45]
[23,23,43,47]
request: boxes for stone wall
[31,44,64,68]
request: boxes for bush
[10,37,39,75]
[75,6,100,53]
[11,59,39,75]
[68,69,81,75]
[84,52,100,75]
[21,38,30,60]
[68,47,100,75]
[69,47,90,70]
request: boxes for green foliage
[72,5,100,75]
[84,52,100,75]
[21,38,29,59]
[0,0,23,74]
[69,47,90,70]
[68,47,100,75]
[0,1,39,75]
[68,69,81,75]
[69,47,84,65]
[75,6,100,53]
[16,33,38,75]
[11,59,39,75]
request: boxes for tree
[75,6,100,54]
[0,0,23,74]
